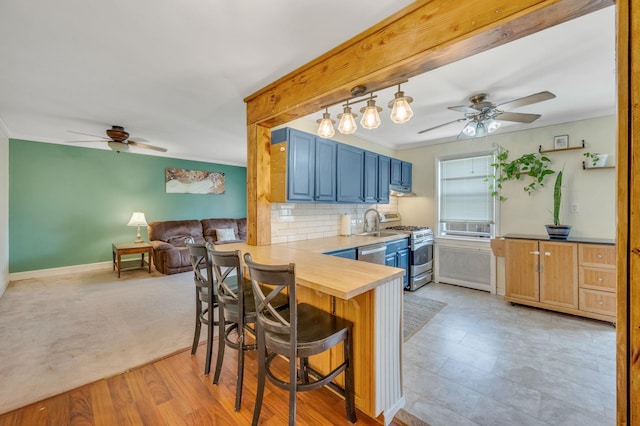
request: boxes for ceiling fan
[417,91,556,138]
[68,125,167,153]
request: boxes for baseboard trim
[9,261,113,282]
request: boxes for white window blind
[438,154,496,238]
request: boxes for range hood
[389,184,416,197]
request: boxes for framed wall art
[553,134,569,150]
[165,168,225,194]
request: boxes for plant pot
[545,224,572,240]
[593,154,608,167]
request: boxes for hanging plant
[488,149,555,200]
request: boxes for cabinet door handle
[597,254,603,259]
[544,252,551,256]
[598,300,604,305]
[598,277,604,282]
[529,251,540,255]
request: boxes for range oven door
[410,239,433,276]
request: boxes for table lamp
[127,212,148,243]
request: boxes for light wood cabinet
[578,244,616,318]
[504,238,615,322]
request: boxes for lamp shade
[360,98,382,129]
[316,108,335,138]
[388,87,414,124]
[127,212,147,227]
[337,105,358,134]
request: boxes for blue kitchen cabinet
[386,238,410,288]
[337,144,364,203]
[363,150,379,203]
[378,155,390,204]
[314,137,337,201]
[390,158,413,189]
[325,247,357,259]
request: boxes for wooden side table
[112,242,153,278]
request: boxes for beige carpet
[0,266,201,415]
[403,294,446,342]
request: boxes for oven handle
[412,239,433,250]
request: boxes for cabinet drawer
[578,244,615,268]
[579,266,616,292]
[579,288,616,316]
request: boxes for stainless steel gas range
[380,213,434,291]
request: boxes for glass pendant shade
[475,121,487,137]
[462,121,477,136]
[337,105,358,134]
[360,98,382,129]
[316,109,335,138]
[388,88,414,124]
[486,118,501,133]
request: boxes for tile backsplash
[271,198,399,243]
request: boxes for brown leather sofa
[148,218,247,274]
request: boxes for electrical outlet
[571,203,579,213]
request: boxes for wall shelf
[539,139,585,153]
[582,161,615,170]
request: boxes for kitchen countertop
[278,234,408,253]
[218,235,407,300]
[501,233,615,245]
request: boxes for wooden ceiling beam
[244,0,613,129]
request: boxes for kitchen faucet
[363,208,381,233]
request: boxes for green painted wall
[9,140,247,273]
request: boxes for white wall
[0,124,9,297]
[395,115,616,239]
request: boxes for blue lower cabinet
[386,238,410,288]
[325,248,357,259]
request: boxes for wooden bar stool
[243,253,356,426]
[185,240,216,375]
[207,244,257,412]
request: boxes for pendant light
[462,120,477,136]
[316,108,335,138]
[485,117,501,133]
[337,101,358,134]
[388,84,414,124]
[360,94,382,129]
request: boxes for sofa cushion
[201,218,241,244]
[215,228,236,242]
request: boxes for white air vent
[435,242,495,293]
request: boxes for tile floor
[402,283,616,426]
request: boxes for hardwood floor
[0,339,395,425]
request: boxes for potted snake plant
[544,169,571,239]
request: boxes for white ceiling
[0,2,615,166]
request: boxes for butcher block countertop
[219,235,406,300]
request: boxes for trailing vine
[488,149,555,200]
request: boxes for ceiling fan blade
[128,141,167,152]
[65,139,106,143]
[68,130,108,140]
[128,137,149,143]
[417,118,467,134]
[496,111,542,123]
[496,91,556,110]
[448,105,480,113]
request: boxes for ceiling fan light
[316,109,335,138]
[360,98,382,129]
[475,121,487,137]
[388,86,414,124]
[337,105,358,134]
[486,118,501,133]
[462,121,477,136]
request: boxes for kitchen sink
[355,231,402,237]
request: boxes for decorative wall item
[553,134,569,149]
[165,168,225,194]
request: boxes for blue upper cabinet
[271,127,399,204]
[390,158,413,191]
[314,138,337,202]
[363,151,379,203]
[271,128,315,202]
[337,144,364,203]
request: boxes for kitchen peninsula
[221,234,406,424]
